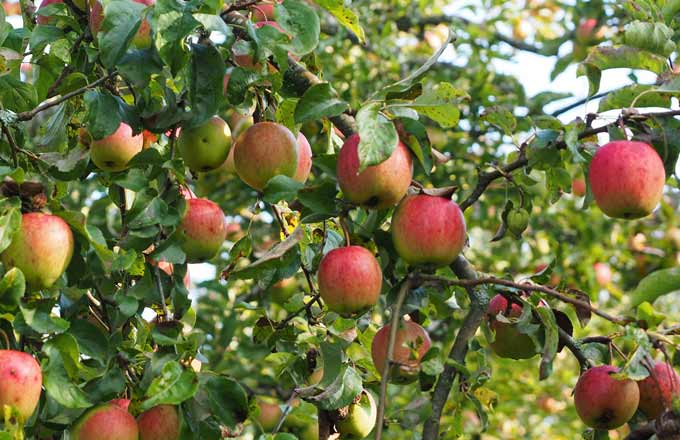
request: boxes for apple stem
[375,276,413,440]
[338,217,351,246]
[0,329,10,350]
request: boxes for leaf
[154,6,199,74]
[0,75,38,112]
[275,0,320,56]
[624,21,675,57]
[535,307,559,380]
[262,175,304,203]
[630,267,680,307]
[139,361,199,411]
[294,83,348,124]
[0,197,21,254]
[305,365,363,410]
[0,268,24,312]
[83,91,123,140]
[355,102,399,171]
[408,82,467,128]
[396,117,432,176]
[233,228,303,275]
[29,25,64,54]
[20,302,69,334]
[42,334,92,409]
[98,0,146,68]
[598,84,671,112]
[636,301,665,328]
[187,43,224,127]
[276,98,298,133]
[198,375,249,428]
[481,106,516,136]
[314,0,365,44]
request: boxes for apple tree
[0,0,680,438]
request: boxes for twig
[558,327,593,371]
[375,278,412,440]
[153,266,171,320]
[550,90,611,117]
[2,125,19,167]
[276,294,320,329]
[273,391,297,433]
[46,31,90,98]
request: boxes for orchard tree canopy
[1,0,680,438]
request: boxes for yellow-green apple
[254,397,282,432]
[233,122,299,190]
[371,320,431,383]
[593,262,612,287]
[298,422,318,440]
[178,198,226,263]
[177,116,232,172]
[268,277,297,304]
[574,365,639,429]
[588,141,665,219]
[1,212,74,290]
[486,294,538,359]
[637,361,680,419]
[317,246,382,315]
[294,132,312,183]
[71,402,139,440]
[390,194,466,266]
[336,390,377,438]
[336,133,413,209]
[138,404,181,440]
[0,350,42,420]
[90,122,144,172]
[572,178,586,197]
[90,0,155,49]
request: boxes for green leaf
[0,75,38,112]
[536,307,559,380]
[0,197,21,254]
[294,83,348,124]
[0,268,24,312]
[197,375,249,428]
[624,21,675,57]
[306,365,363,410]
[355,102,399,171]
[275,0,320,55]
[98,0,146,68]
[314,0,364,44]
[117,48,164,88]
[140,361,199,411]
[408,82,467,128]
[42,334,93,409]
[187,43,224,127]
[598,84,671,112]
[262,175,304,203]
[29,25,64,54]
[154,6,199,74]
[481,106,516,136]
[630,267,680,307]
[636,301,666,328]
[83,91,123,140]
[20,301,69,334]
[397,117,432,176]
[68,320,109,364]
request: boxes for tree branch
[558,327,593,372]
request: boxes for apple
[71,402,139,440]
[268,277,297,304]
[37,0,86,24]
[1,212,74,290]
[486,294,539,359]
[637,361,680,419]
[109,398,131,411]
[254,397,282,432]
[594,262,612,287]
[576,18,604,45]
[298,422,318,440]
[90,122,144,172]
[390,194,466,266]
[90,0,155,49]
[138,404,181,440]
[0,350,42,420]
[178,198,226,263]
[589,141,665,219]
[336,390,377,438]
[572,178,586,197]
[251,1,279,22]
[308,367,323,385]
[177,116,232,172]
[574,365,639,430]
[336,133,413,209]
[233,122,299,190]
[294,132,312,183]
[317,246,382,315]
[371,320,431,383]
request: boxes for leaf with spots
[407,82,468,128]
[314,0,365,44]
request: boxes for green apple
[177,116,232,172]
[336,390,377,438]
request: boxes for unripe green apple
[506,207,530,237]
[178,198,226,263]
[90,122,144,172]
[71,403,139,440]
[0,350,42,420]
[268,277,297,304]
[177,116,232,172]
[637,361,680,419]
[574,365,639,430]
[1,212,74,290]
[317,246,382,315]
[336,133,413,209]
[589,141,665,219]
[138,404,181,440]
[234,122,298,190]
[298,422,318,440]
[391,194,466,266]
[254,396,282,432]
[486,294,539,360]
[371,320,431,384]
[336,390,377,438]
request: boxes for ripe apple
[178,198,226,263]
[371,320,431,384]
[572,178,586,197]
[71,402,139,440]
[576,18,604,45]
[391,194,466,266]
[294,132,312,183]
[336,390,377,438]
[594,262,612,287]
[233,122,299,190]
[637,361,680,419]
[589,141,665,219]
[486,294,539,359]
[90,0,155,48]
[574,365,640,430]
[254,397,282,432]
[336,133,413,209]
[317,246,382,315]
[0,350,42,420]
[138,404,181,440]
[90,122,144,172]
[1,212,74,290]
[177,116,232,172]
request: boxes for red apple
[593,262,612,287]
[0,350,42,420]
[90,122,144,172]
[486,294,539,359]
[317,246,382,315]
[391,194,466,266]
[336,133,413,209]
[138,404,181,440]
[233,122,299,190]
[572,178,586,197]
[371,320,431,384]
[177,116,232,172]
[589,141,665,219]
[574,365,639,430]
[336,390,377,438]
[1,212,74,290]
[637,361,680,419]
[576,18,603,45]
[71,402,139,440]
[178,198,226,263]
[254,397,282,432]
[293,132,312,183]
